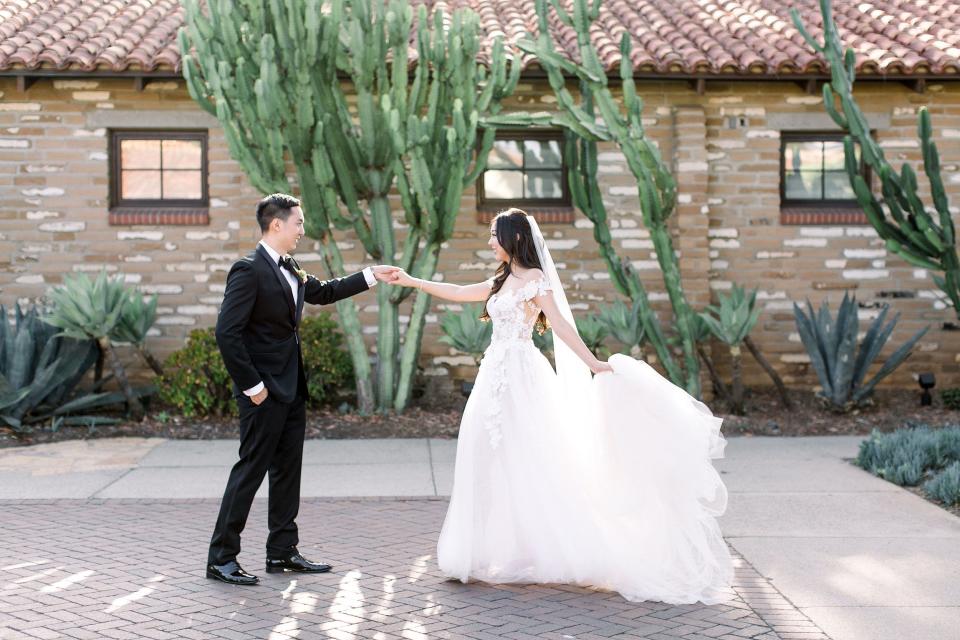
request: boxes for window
[780,132,870,225]
[477,130,572,223]
[109,130,209,225]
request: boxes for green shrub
[857,424,960,486]
[942,388,960,411]
[933,427,960,467]
[299,312,354,408]
[924,461,960,506]
[159,328,234,418]
[160,314,353,417]
[857,426,937,485]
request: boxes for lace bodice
[485,276,552,346]
[478,275,552,449]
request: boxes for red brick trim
[780,206,868,226]
[476,206,575,225]
[109,208,210,226]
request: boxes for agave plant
[112,289,162,376]
[596,299,646,358]
[575,314,608,358]
[793,293,929,412]
[686,313,730,405]
[45,271,144,420]
[699,285,762,414]
[533,327,554,361]
[438,303,493,366]
[0,303,99,433]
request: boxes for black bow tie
[278,256,295,272]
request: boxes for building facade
[1,1,959,394]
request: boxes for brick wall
[1,76,958,394]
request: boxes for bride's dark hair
[480,208,550,335]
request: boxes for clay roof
[0,0,958,77]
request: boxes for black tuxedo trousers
[208,392,307,563]
[208,245,368,565]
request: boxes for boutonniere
[282,254,309,284]
[288,258,308,284]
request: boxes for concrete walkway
[1,435,958,639]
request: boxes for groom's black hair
[256,193,301,232]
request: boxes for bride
[388,208,733,605]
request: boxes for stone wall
[1,76,958,394]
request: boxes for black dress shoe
[265,552,332,574]
[206,561,259,585]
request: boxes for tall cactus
[488,0,700,395]
[181,0,517,412]
[180,0,374,409]
[380,7,519,410]
[792,0,960,318]
[563,124,684,386]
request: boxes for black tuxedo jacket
[215,244,368,404]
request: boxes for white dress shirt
[244,240,376,397]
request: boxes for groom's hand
[371,265,401,283]
[251,388,268,405]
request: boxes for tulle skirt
[436,345,733,605]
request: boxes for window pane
[121,139,161,169]
[524,171,563,199]
[162,139,202,169]
[823,170,855,199]
[163,170,203,199]
[784,171,822,200]
[487,140,523,169]
[121,170,162,199]
[822,141,846,170]
[484,170,524,199]
[524,139,562,168]
[783,141,824,172]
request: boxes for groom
[206,193,398,585]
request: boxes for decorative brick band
[780,206,868,225]
[109,208,210,226]
[476,206,575,225]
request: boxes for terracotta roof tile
[0,0,958,76]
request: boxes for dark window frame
[779,131,871,208]
[477,129,572,212]
[109,129,209,209]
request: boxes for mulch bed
[720,386,959,436]
[1,386,957,449]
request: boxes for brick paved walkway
[0,498,828,640]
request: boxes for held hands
[371,265,402,283]
[385,268,418,288]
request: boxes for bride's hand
[388,269,417,288]
[590,359,613,374]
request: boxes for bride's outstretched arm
[536,289,613,374]
[387,268,491,302]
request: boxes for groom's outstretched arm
[303,271,370,306]
[303,265,398,305]
[215,260,260,391]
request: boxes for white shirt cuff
[363,267,377,288]
[243,382,264,396]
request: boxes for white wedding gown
[437,275,733,605]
